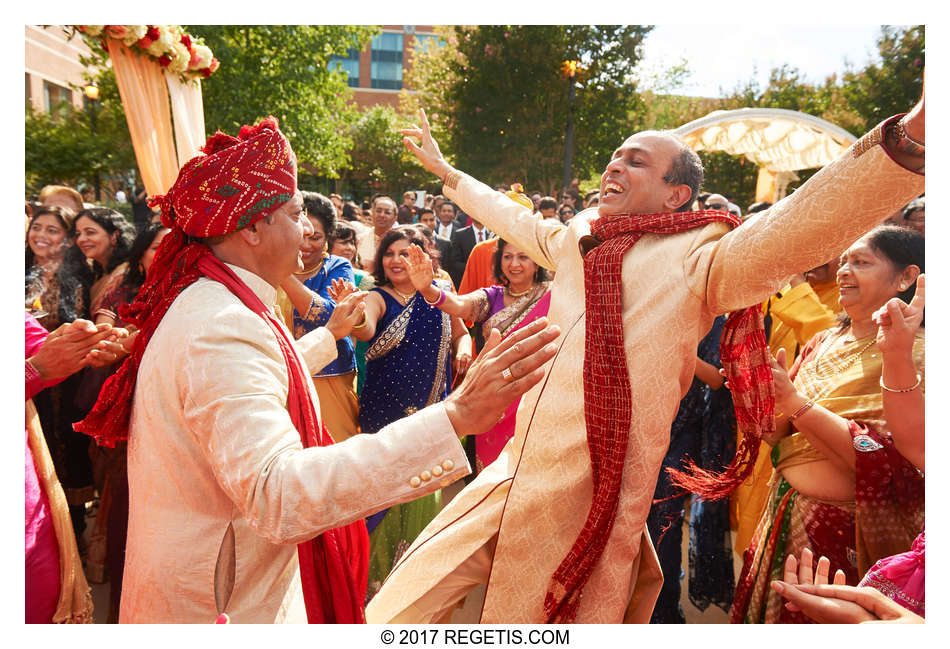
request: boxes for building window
[329,48,360,88]
[43,79,72,113]
[371,32,403,90]
[413,34,443,52]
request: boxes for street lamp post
[83,82,101,202]
[561,60,580,192]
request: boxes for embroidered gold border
[365,298,414,361]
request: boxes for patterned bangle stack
[894,119,925,157]
[786,399,815,423]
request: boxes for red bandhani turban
[75,116,297,448]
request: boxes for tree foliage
[404,25,652,194]
[25,33,136,197]
[185,25,377,177]
[343,105,440,197]
[642,26,925,210]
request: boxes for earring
[899,284,906,290]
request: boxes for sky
[635,24,888,98]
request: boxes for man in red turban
[76,117,560,623]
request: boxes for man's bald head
[599,131,703,217]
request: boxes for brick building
[25,25,92,112]
[330,25,439,110]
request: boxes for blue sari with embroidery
[359,283,454,600]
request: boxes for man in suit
[446,218,493,289]
[435,201,460,239]
[418,208,456,286]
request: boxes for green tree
[186,25,378,177]
[837,25,924,133]
[408,25,652,194]
[25,64,136,198]
[342,105,440,197]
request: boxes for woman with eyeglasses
[277,191,361,442]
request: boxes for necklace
[814,330,876,375]
[505,285,533,298]
[391,286,416,304]
[294,256,325,277]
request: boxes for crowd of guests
[25,177,925,624]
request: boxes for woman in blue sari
[278,191,361,441]
[354,225,473,599]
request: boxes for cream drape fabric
[675,108,857,173]
[106,40,179,197]
[164,70,206,168]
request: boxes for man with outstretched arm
[366,96,925,623]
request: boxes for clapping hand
[85,326,134,367]
[768,348,802,413]
[327,277,358,303]
[771,548,921,623]
[325,290,368,340]
[30,319,117,380]
[873,274,924,356]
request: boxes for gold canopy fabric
[106,40,180,197]
[674,108,857,172]
[673,108,856,203]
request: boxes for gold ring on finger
[501,367,514,382]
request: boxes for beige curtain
[164,70,206,168]
[754,167,775,203]
[106,40,179,197]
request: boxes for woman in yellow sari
[731,225,925,624]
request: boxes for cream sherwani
[366,128,924,623]
[120,265,469,623]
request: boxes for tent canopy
[672,108,856,173]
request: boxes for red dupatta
[543,210,774,623]
[197,256,369,623]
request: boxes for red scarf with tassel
[542,210,774,623]
[196,257,368,623]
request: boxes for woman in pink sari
[405,238,551,470]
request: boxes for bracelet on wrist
[424,288,447,307]
[787,399,815,423]
[350,312,368,331]
[880,373,921,393]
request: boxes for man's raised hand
[400,109,454,181]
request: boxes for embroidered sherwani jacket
[366,123,924,623]
[120,265,469,623]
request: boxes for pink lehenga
[858,529,925,617]
[470,283,551,471]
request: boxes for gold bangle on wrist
[787,399,815,423]
[350,312,368,331]
[880,373,922,393]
